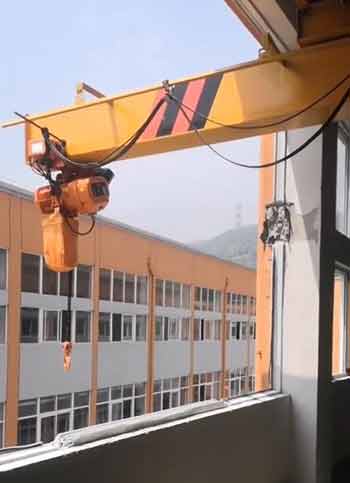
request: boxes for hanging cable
[167,73,350,131]
[97,96,167,166]
[173,87,350,169]
[64,214,96,236]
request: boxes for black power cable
[173,87,350,169]
[167,72,350,131]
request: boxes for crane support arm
[3,38,350,164]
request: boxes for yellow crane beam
[3,38,350,164]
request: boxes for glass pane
[113,271,124,302]
[111,402,122,421]
[99,269,111,300]
[60,311,72,342]
[99,313,110,342]
[136,276,148,305]
[332,270,347,377]
[181,318,190,341]
[123,399,132,419]
[194,287,201,310]
[96,404,109,424]
[123,384,133,398]
[0,249,6,290]
[42,262,58,295]
[124,274,135,303]
[136,315,147,341]
[43,311,58,341]
[208,289,214,311]
[202,288,208,311]
[20,308,39,343]
[74,391,89,407]
[135,382,146,396]
[112,314,122,342]
[123,315,133,341]
[0,307,6,344]
[174,283,181,308]
[19,399,37,418]
[60,270,74,297]
[134,397,145,416]
[57,413,70,434]
[21,254,40,293]
[41,416,55,443]
[111,386,122,400]
[165,281,173,307]
[182,284,191,309]
[155,279,164,306]
[153,393,161,412]
[40,396,55,413]
[168,318,179,340]
[155,316,163,341]
[76,265,91,298]
[18,417,37,445]
[97,388,109,403]
[75,311,90,342]
[336,137,347,234]
[74,408,88,429]
[57,394,71,410]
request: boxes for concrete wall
[20,344,91,399]
[3,395,291,483]
[193,342,221,373]
[155,342,190,379]
[98,342,147,387]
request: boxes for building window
[225,367,250,398]
[0,403,4,448]
[231,321,237,339]
[59,270,74,297]
[202,288,208,311]
[165,281,173,307]
[99,312,111,341]
[125,274,135,303]
[194,319,213,341]
[136,276,148,305]
[112,313,122,342]
[242,296,248,314]
[155,316,163,341]
[181,318,190,341]
[123,315,133,341]
[153,376,189,412]
[336,134,348,235]
[75,311,91,342]
[174,283,181,308]
[193,372,220,402]
[113,271,124,302]
[194,287,201,311]
[226,292,231,313]
[18,399,37,445]
[99,269,111,301]
[0,249,7,290]
[73,391,89,430]
[76,265,91,298]
[0,307,6,344]
[208,289,214,311]
[214,320,221,340]
[21,253,40,293]
[182,284,191,309]
[136,315,147,341]
[21,307,39,343]
[155,279,164,306]
[215,291,222,313]
[61,310,72,342]
[96,382,146,424]
[43,310,59,342]
[42,262,58,295]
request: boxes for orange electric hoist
[26,124,114,272]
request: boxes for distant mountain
[190,224,258,269]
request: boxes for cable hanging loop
[175,87,350,169]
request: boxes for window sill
[0,390,288,472]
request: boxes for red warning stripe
[140,90,168,140]
[171,78,206,134]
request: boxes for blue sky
[0,0,260,242]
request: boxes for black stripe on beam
[156,82,188,137]
[189,72,223,131]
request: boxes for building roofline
[0,180,255,273]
